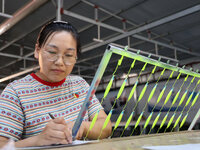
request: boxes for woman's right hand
[35,117,72,146]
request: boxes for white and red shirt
[0,73,103,141]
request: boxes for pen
[49,113,73,142]
[48,113,55,119]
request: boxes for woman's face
[34,31,77,82]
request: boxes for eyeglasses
[43,50,77,65]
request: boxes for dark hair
[36,21,81,56]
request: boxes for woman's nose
[54,54,65,65]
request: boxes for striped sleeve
[0,84,24,141]
[79,77,104,117]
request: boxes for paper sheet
[142,143,200,150]
[17,140,99,150]
[0,139,16,150]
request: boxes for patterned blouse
[0,73,103,141]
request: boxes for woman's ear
[34,44,39,59]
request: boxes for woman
[0,21,112,147]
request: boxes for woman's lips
[51,69,64,73]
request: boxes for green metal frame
[72,44,200,139]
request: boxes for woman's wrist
[82,121,90,137]
[15,135,39,148]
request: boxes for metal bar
[51,0,56,7]
[23,59,26,69]
[0,12,12,18]
[133,34,196,56]
[109,44,200,78]
[2,0,5,13]
[0,17,54,52]
[0,63,91,83]
[155,43,158,55]
[73,64,96,70]
[63,9,196,57]
[0,39,33,51]
[81,4,200,56]
[0,0,49,35]
[188,108,200,131]
[56,0,62,21]
[77,54,103,63]
[0,52,35,61]
[73,43,178,75]
[63,7,199,57]
[0,16,106,70]
[94,5,98,21]
[0,8,116,62]
[127,36,130,48]
[72,46,113,139]
[81,0,195,51]
[174,48,177,60]
[122,20,126,31]
[63,9,122,33]
[0,51,35,70]
[0,66,40,83]
[81,0,138,27]
[0,60,25,70]
[111,43,178,62]
[78,10,121,33]
[98,25,100,40]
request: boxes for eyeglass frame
[42,49,77,65]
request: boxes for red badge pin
[73,93,79,98]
